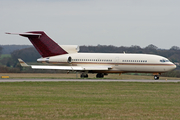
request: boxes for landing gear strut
[80,73,88,78]
[96,73,104,78]
[154,75,159,80]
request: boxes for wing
[18,59,112,71]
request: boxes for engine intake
[37,55,73,64]
[67,56,72,63]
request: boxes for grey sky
[1,0,180,49]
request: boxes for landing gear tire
[80,73,88,78]
[154,75,159,80]
[96,73,104,78]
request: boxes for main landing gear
[80,73,105,78]
[80,73,88,78]
[154,75,159,80]
[96,73,104,78]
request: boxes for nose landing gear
[154,75,159,80]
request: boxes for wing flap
[81,66,111,70]
[31,65,82,70]
[31,65,111,70]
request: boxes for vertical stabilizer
[6,31,68,57]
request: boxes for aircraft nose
[173,64,177,69]
[165,62,176,72]
[170,63,176,70]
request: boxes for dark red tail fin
[18,31,67,57]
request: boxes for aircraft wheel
[81,73,88,78]
[96,73,104,78]
[85,74,88,78]
[96,74,99,78]
[80,74,83,78]
[100,73,104,78]
[154,75,159,80]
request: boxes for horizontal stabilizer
[6,32,41,36]
[18,59,29,67]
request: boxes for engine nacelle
[37,55,72,64]
[67,56,72,63]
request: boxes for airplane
[6,31,176,80]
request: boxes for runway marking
[0,79,180,82]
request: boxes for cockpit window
[160,59,169,62]
[160,60,165,62]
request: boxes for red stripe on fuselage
[47,61,175,66]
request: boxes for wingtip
[5,32,20,35]
[5,32,11,34]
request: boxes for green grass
[0,82,180,119]
[0,54,11,59]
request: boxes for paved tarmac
[0,79,180,82]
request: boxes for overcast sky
[1,0,180,49]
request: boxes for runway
[0,79,180,82]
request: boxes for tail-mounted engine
[37,55,72,64]
[67,56,72,63]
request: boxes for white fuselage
[38,53,176,74]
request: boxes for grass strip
[0,82,180,119]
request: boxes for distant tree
[6,61,11,67]
[11,47,41,67]
[169,54,180,62]
[143,44,158,54]
[129,45,142,53]
[11,47,40,62]
[0,46,2,56]
[0,45,32,54]
[130,45,141,49]
[170,46,180,50]
[145,44,158,50]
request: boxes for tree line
[0,46,2,56]
[0,45,32,54]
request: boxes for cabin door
[115,57,119,66]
